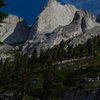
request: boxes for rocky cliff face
[65,11,100,48]
[0,0,100,54]
[23,0,78,52]
[96,14,100,23]
[0,42,14,60]
[29,0,77,37]
[67,26,100,48]
[23,6,100,52]
[0,14,30,45]
[72,10,99,32]
[61,89,100,100]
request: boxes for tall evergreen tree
[0,0,7,22]
[41,64,64,100]
[0,0,4,7]
[31,48,38,65]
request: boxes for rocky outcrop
[73,10,99,32]
[0,42,14,60]
[29,0,77,37]
[61,89,100,100]
[67,26,100,48]
[0,14,30,45]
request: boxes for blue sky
[0,0,100,25]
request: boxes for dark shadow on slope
[4,20,30,46]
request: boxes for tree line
[0,49,65,100]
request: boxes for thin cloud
[60,0,100,15]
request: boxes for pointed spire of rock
[47,0,56,6]
[23,0,78,52]
[47,0,55,3]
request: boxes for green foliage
[0,58,22,93]
[61,56,100,90]
[0,0,4,7]
[39,40,66,65]
[0,47,65,100]
[1,37,100,100]
[40,64,64,100]
[67,36,100,58]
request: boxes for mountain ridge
[0,0,100,55]
[23,1,100,53]
[0,14,30,45]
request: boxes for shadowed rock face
[61,89,100,100]
[67,26,100,48]
[96,14,100,23]
[73,10,98,32]
[0,15,30,45]
[64,11,100,48]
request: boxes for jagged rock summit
[29,0,77,37]
[23,0,78,51]
[23,0,100,52]
[0,14,30,45]
[42,9,100,49]
[1,0,99,54]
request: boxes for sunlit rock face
[29,0,77,37]
[0,43,14,60]
[23,0,78,51]
[0,14,30,45]
[67,26,100,48]
[22,0,100,54]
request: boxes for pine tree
[41,64,64,100]
[0,0,4,7]
[39,49,47,64]
[31,48,38,65]
[46,49,53,65]
[0,0,7,22]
